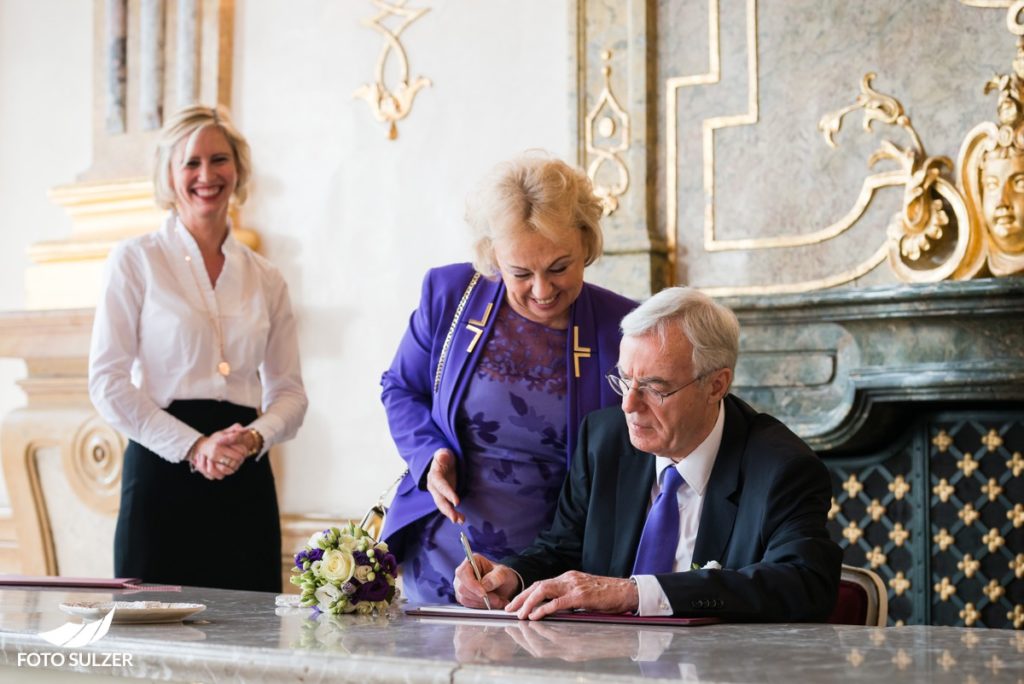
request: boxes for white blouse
[88,214,308,463]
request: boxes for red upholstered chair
[827,565,888,627]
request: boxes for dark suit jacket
[503,394,842,621]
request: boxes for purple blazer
[380,262,636,558]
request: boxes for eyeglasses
[605,371,713,406]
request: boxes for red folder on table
[0,575,141,588]
[405,604,719,626]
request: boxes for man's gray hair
[620,287,740,377]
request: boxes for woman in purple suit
[380,154,635,603]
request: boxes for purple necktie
[632,467,684,575]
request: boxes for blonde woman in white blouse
[88,105,307,592]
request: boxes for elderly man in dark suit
[454,286,842,621]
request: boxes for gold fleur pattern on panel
[888,475,910,500]
[982,528,1006,553]
[934,528,955,551]
[960,603,980,627]
[982,428,1004,451]
[1009,504,1024,528]
[846,649,864,668]
[1008,451,1024,477]
[889,522,910,547]
[890,571,910,596]
[935,576,956,601]
[842,474,863,497]
[984,579,1006,602]
[961,630,980,648]
[959,502,980,526]
[959,554,981,578]
[982,477,1004,501]
[933,478,955,503]
[1010,605,1024,629]
[825,416,1023,628]
[957,452,980,477]
[937,650,957,671]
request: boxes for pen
[459,531,492,610]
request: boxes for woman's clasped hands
[187,423,261,480]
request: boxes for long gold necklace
[184,252,231,377]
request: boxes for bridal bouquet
[290,523,399,616]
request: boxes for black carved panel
[824,410,1023,628]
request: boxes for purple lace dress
[402,303,568,604]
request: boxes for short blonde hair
[153,104,252,210]
[621,287,740,378]
[465,153,604,276]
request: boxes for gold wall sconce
[354,0,432,140]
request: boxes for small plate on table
[59,601,206,624]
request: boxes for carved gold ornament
[960,603,981,627]
[1010,604,1024,628]
[888,475,910,500]
[934,527,955,551]
[890,571,910,596]
[1009,503,1024,527]
[959,553,981,578]
[958,451,980,477]
[933,430,953,452]
[984,527,1007,552]
[585,50,631,216]
[985,579,1007,602]
[982,428,1005,450]
[353,0,431,140]
[983,477,1004,501]
[842,473,863,497]
[889,522,910,546]
[933,478,955,503]
[935,576,957,601]
[867,498,886,522]
[1008,451,1024,476]
[828,496,839,520]
[959,502,981,526]
[1011,553,1024,578]
[842,520,863,544]
[866,545,887,569]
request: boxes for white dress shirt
[633,400,725,616]
[88,214,308,463]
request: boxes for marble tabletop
[0,585,1021,683]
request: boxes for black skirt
[114,399,282,592]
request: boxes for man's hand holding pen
[454,554,521,610]
[455,557,641,620]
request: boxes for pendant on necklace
[218,361,231,376]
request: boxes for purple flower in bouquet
[378,553,397,576]
[355,576,391,602]
[353,551,370,566]
[295,547,325,568]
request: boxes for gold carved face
[981,154,1024,254]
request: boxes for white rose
[354,565,372,582]
[308,531,324,548]
[314,583,341,612]
[702,561,722,570]
[337,534,358,552]
[320,549,355,584]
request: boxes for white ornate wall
[0,0,570,523]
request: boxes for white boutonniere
[690,560,722,570]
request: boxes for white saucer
[59,601,206,624]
